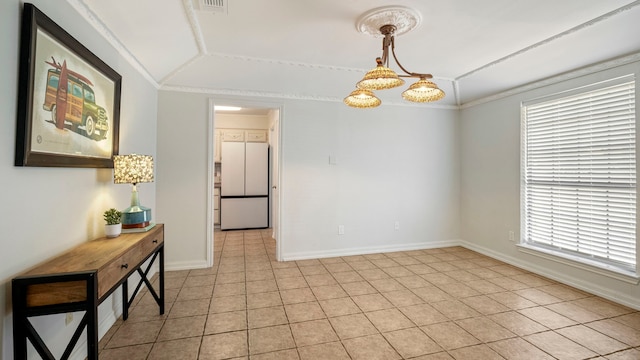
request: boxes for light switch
[329,155,337,165]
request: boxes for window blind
[522,79,637,272]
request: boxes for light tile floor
[99,230,640,359]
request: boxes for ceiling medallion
[355,6,422,38]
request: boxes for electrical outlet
[394,221,400,230]
[338,225,345,235]
[65,313,73,326]
[508,230,515,242]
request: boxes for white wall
[460,60,640,309]
[280,101,461,259]
[157,90,460,268]
[0,1,158,358]
[6,3,636,359]
[156,91,210,269]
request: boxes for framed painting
[15,3,121,168]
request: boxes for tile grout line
[99,229,640,359]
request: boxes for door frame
[206,97,284,266]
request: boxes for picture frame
[15,3,121,168]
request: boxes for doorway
[207,98,283,266]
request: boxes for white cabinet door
[246,130,267,142]
[221,129,245,142]
[220,197,268,230]
[245,142,269,196]
[221,142,245,196]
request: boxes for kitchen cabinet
[246,130,268,142]
[222,129,245,142]
[216,129,268,162]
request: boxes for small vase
[105,223,122,238]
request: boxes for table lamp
[113,154,154,231]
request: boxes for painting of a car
[42,57,109,140]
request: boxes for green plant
[103,208,122,225]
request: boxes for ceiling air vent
[198,0,227,13]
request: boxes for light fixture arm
[390,37,432,79]
[380,24,432,80]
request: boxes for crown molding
[161,85,339,101]
[456,1,640,82]
[68,0,159,89]
[179,0,368,76]
[161,50,640,111]
[159,53,206,85]
[452,81,461,107]
[461,52,640,109]
[160,85,459,110]
[204,53,456,82]
[74,0,637,112]
[206,52,368,74]
[182,0,207,53]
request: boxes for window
[72,83,83,98]
[48,73,59,89]
[521,76,637,274]
[84,87,95,103]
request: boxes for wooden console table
[12,224,165,360]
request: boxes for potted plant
[103,208,122,238]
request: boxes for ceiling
[76,0,640,108]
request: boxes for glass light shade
[356,64,405,90]
[401,78,445,102]
[113,154,154,184]
[344,88,381,108]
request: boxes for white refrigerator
[220,141,269,230]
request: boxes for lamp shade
[401,78,445,103]
[113,154,154,184]
[357,63,405,91]
[344,88,381,108]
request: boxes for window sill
[516,243,640,285]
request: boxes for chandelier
[344,7,445,108]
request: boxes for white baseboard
[459,239,640,310]
[58,236,638,360]
[284,237,640,310]
[165,260,210,271]
[281,239,461,261]
[68,265,159,360]
[68,297,123,360]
